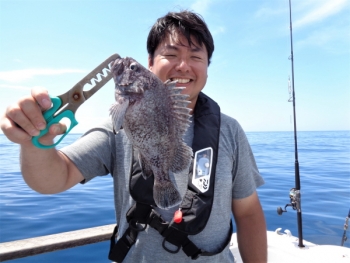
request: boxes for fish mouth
[115,85,143,96]
[170,78,193,84]
[116,89,132,96]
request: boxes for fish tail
[153,180,182,209]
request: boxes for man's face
[148,32,209,110]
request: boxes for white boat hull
[229,228,350,263]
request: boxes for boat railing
[0,224,115,262]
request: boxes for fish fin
[170,142,193,173]
[138,153,153,179]
[109,98,129,132]
[153,179,182,209]
[164,80,191,137]
[164,80,192,173]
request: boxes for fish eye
[130,63,137,71]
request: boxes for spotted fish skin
[109,57,192,209]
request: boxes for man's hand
[0,87,65,146]
[0,87,83,194]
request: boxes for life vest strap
[109,224,138,263]
[109,202,232,262]
[126,201,152,223]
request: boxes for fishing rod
[341,209,350,246]
[277,0,305,248]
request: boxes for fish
[109,57,193,209]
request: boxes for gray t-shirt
[60,113,264,263]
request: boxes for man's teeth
[171,78,191,83]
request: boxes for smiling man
[1,10,267,263]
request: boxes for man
[1,11,267,263]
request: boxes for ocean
[0,131,349,262]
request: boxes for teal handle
[32,97,79,149]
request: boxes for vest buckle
[129,219,147,232]
[147,210,168,235]
[162,238,181,254]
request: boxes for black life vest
[108,92,232,262]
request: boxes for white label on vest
[192,147,213,193]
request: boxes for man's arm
[20,143,84,194]
[232,191,267,263]
[1,87,84,194]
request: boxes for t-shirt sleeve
[59,120,116,183]
[231,121,264,199]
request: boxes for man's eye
[165,54,176,57]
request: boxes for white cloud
[293,0,349,29]
[0,68,85,83]
[291,0,350,53]
[252,0,350,53]
[254,0,349,28]
[296,25,350,53]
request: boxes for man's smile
[170,78,192,84]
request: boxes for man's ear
[148,55,153,70]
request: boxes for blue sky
[0,0,349,133]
